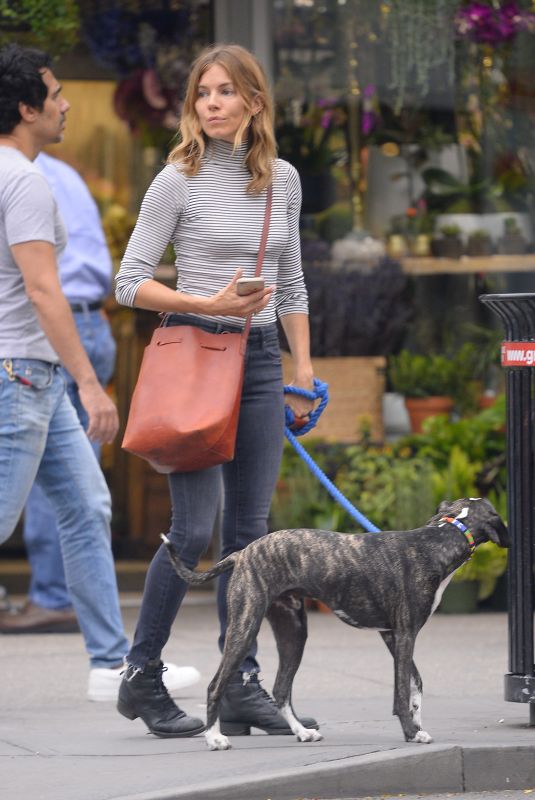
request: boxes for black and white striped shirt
[115,139,308,327]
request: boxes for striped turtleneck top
[115,139,308,327]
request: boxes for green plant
[452,541,508,600]
[400,395,505,461]
[382,0,458,113]
[503,216,522,236]
[0,0,80,55]
[275,99,346,176]
[315,202,353,244]
[439,224,462,238]
[335,448,436,532]
[448,341,491,414]
[388,350,457,398]
[269,440,342,531]
[421,166,513,214]
[468,229,491,243]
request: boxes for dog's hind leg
[380,631,424,733]
[384,630,432,744]
[204,596,267,751]
[266,596,322,743]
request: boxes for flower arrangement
[80,2,211,144]
[455,1,535,45]
[276,97,347,176]
[390,201,434,238]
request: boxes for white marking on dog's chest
[431,574,455,614]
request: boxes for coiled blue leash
[284,379,380,533]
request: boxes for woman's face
[194,63,251,143]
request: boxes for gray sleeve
[275,161,309,318]
[115,165,189,307]
[4,172,57,246]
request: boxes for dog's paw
[297,728,323,743]
[205,731,231,751]
[411,729,433,744]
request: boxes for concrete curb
[108,744,535,800]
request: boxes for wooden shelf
[401,254,535,275]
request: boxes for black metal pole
[480,293,535,723]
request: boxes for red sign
[501,342,535,367]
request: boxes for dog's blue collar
[440,516,476,556]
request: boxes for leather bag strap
[242,184,273,343]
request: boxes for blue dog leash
[284,380,380,533]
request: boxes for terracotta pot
[404,396,454,433]
[478,394,497,410]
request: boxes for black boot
[219,672,319,735]
[117,660,205,738]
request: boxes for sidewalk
[1,592,534,800]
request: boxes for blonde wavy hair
[168,44,276,194]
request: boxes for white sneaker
[87,662,201,702]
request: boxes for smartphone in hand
[236,277,265,296]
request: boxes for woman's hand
[286,374,315,428]
[205,269,274,318]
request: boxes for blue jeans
[0,357,127,667]
[23,308,116,610]
[127,315,285,674]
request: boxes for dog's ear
[437,500,451,515]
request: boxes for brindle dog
[163,497,508,750]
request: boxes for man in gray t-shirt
[0,43,130,700]
[0,44,190,706]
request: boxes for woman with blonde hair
[115,43,318,738]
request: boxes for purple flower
[455,1,534,45]
[362,111,376,136]
[321,110,334,130]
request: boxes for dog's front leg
[278,704,323,742]
[392,632,432,744]
[204,717,231,751]
[267,597,322,743]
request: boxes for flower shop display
[454,1,535,44]
[80,1,212,149]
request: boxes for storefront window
[272,0,535,262]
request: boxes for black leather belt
[69,301,102,312]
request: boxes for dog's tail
[161,533,236,585]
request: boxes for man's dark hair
[0,43,52,134]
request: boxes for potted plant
[430,224,464,259]
[439,541,508,613]
[275,99,344,215]
[498,216,528,254]
[466,229,493,257]
[388,350,456,433]
[450,328,503,413]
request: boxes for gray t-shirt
[0,146,67,362]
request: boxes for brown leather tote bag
[122,186,272,474]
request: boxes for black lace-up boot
[117,660,205,738]
[219,672,319,735]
